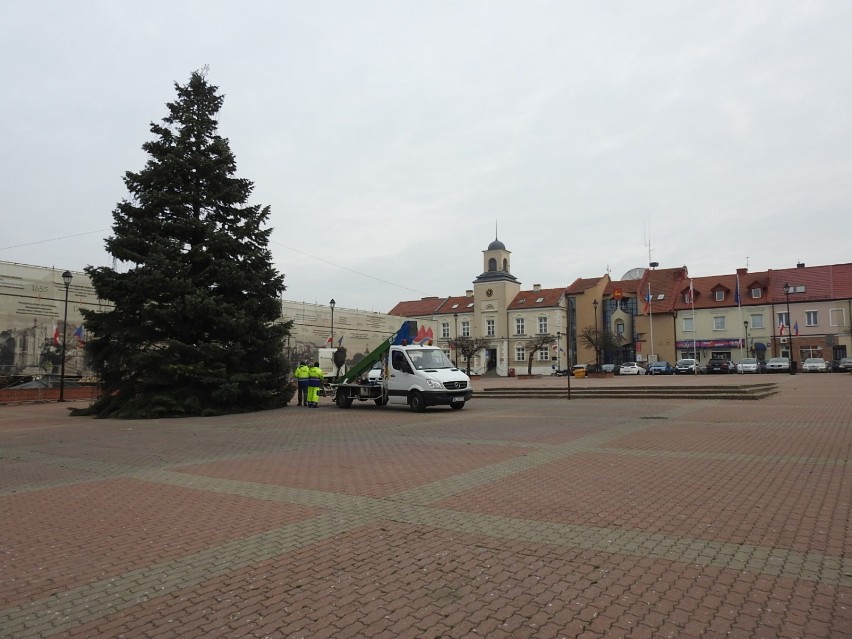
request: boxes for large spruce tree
[75,70,292,418]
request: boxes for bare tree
[524,333,557,375]
[577,327,621,369]
[448,337,490,375]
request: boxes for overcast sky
[2,1,851,312]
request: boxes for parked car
[619,362,646,375]
[736,358,761,374]
[366,361,383,383]
[765,357,791,373]
[706,358,736,374]
[674,358,701,374]
[647,361,674,375]
[572,364,589,377]
[600,363,620,374]
[802,358,828,373]
[836,357,852,372]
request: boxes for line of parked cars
[569,356,852,376]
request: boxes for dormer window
[536,297,544,303]
[715,291,725,301]
[751,287,762,299]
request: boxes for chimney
[533,283,541,292]
[736,267,748,276]
[797,262,805,268]
[465,289,473,297]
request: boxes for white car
[802,358,828,373]
[366,361,383,383]
[737,358,760,374]
[619,362,646,375]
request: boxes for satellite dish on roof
[621,267,645,280]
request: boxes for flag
[73,325,85,344]
[793,321,799,336]
[324,336,332,346]
[52,322,60,346]
[337,335,344,347]
[734,274,741,305]
[643,287,652,314]
[779,322,785,336]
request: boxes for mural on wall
[0,262,108,379]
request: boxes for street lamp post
[783,283,794,374]
[453,313,459,364]
[592,299,599,369]
[564,292,571,400]
[329,299,336,347]
[556,331,561,371]
[59,270,72,402]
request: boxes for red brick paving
[1,373,850,638]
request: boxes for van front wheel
[450,401,465,410]
[409,391,426,413]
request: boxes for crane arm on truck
[339,320,420,384]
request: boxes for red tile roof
[507,287,566,310]
[566,277,604,294]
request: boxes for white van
[333,344,472,411]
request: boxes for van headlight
[425,378,444,390]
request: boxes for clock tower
[473,237,520,373]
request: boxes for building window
[461,320,470,337]
[805,311,818,326]
[515,345,525,361]
[615,320,625,338]
[441,322,449,338]
[683,317,694,332]
[715,291,725,301]
[751,287,762,299]
[537,347,549,361]
[486,318,495,336]
[442,348,451,360]
[714,316,726,331]
[515,317,525,335]
[829,308,846,326]
[538,316,548,334]
[778,312,789,328]
[750,314,764,329]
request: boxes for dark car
[647,361,674,375]
[837,357,852,372]
[706,358,736,374]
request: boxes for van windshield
[407,348,454,370]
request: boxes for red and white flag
[52,322,60,346]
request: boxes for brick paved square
[434,451,851,555]
[175,441,529,498]
[0,478,321,608]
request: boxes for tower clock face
[486,288,494,297]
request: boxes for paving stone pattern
[1,374,850,638]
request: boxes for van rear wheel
[335,392,353,409]
[409,391,426,413]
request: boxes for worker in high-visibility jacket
[307,361,324,407]
[294,361,310,406]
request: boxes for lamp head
[62,270,72,287]
[329,298,336,308]
[783,282,790,295]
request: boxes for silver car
[802,358,828,373]
[765,357,790,373]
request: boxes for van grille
[444,381,468,390]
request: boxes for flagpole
[648,282,654,363]
[690,279,696,372]
[736,273,743,361]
